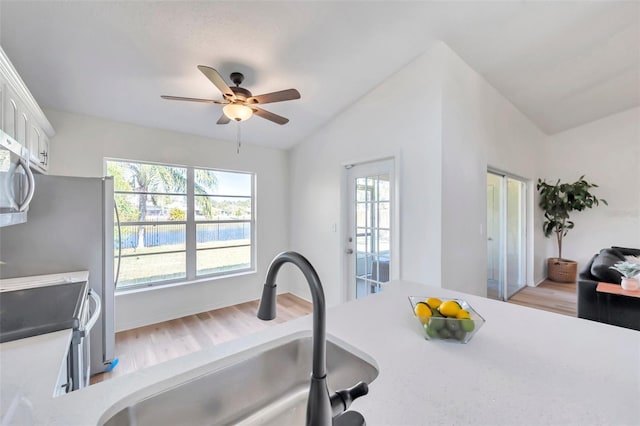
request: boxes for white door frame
[342,157,400,301]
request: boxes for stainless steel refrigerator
[0,174,115,375]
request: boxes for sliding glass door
[487,171,527,301]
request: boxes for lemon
[425,297,442,310]
[456,309,471,320]
[414,302,432,323]
[438,300,461,318]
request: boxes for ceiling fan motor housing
[230,86,252,101]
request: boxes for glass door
[346,159,395,299]
[486,173,503,300]
[487,171,527,300]
[505,177,526,298]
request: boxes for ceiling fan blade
[217,114,231,125]
[246,89,301,105]
[197,65,236,100]
[161,95,227,104]
[251,107,289,125]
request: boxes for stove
[0,281,88,343]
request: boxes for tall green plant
[536,176,607,260]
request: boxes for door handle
[345,249,353,254]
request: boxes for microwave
[0,129,35,227]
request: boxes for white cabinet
[3,84,18,141]
[3,84,31,148]
[29,123,49,171]
[0,47,54,173]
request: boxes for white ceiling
[1,1,638,149]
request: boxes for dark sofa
[578,246,640,331]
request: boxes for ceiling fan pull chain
[236,121,242,154]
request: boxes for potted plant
[537,175,607,283]
[609,261,640,291]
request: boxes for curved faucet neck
[262,252,326,379]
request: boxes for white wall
[45,109,291,331]
[440,46,547,294]
[540,107,640,271]
[288,40,549,304]
[288,41,446,306]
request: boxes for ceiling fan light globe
[223,104,253,122]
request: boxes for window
[106,159,254,290]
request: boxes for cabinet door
[29,124,40,164]
[0,83,4,131]
[18,110,29,146]
[4,85,30,147]
[4,85,19,139]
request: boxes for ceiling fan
[161,66,301,125]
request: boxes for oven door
[70,289,101,391]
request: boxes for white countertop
[0,271,89,292]
[1,280,639,425]
[0,330,72,424]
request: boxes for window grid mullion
[186,167,196,280]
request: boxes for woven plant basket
[547,258,577,283]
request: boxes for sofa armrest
[577,278,600,321]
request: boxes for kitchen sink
[100,334,378,426]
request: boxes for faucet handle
[330,381,369,417]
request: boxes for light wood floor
[91,281,576,385]
[507,279,577,317]
[90,293,312,384]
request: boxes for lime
[424,323,439,339]
[446,318,461,332]
[454,330,467,341]
[460,319,475,332]
[438,328,452,339]
[429,317,446,331]
[438,300,461,318]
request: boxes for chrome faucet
[257,251,368,426]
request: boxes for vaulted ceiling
[1,1,638,149]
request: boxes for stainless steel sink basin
[101,334,378,426]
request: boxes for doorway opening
[487,171,527,301]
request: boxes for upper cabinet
[0,47,54,173]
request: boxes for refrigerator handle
[17,158,35,212]
[85,289,102,333]
[114,202,122,288]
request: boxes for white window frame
[105,158,256,291]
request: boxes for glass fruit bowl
[408,296,485,344]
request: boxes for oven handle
[85,289,102,333]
